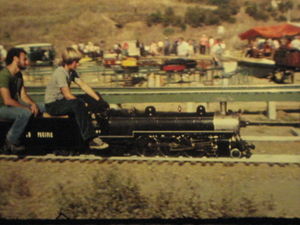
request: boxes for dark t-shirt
[0,68,23,106]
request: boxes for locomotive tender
[0,106,254,158]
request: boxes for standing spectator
[272,39,280,49]
[280,37,291,48]
[187,39,195,57]
[263,39,274,57]
[208,36,215,55]
[245,39,259,58]
[113,43,122,58]
[0,45,7,62]
[157,40,164,55]
[78,43,86,55]
[149,41,159,56]
[99,40,106,58]
[290,36,300,50]
[0,45,7,69]
[177,37,189,57]
[217,25,225,37]
[139,42,146,56]
[171,40,178,55]
[164,37,171,56]
[122,42,129,56]
[199,34,208,55]
[211,39,225,67]
[192,39,198,55]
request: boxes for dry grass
[1,0,299,54]
[1,169,276,219]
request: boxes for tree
[163,7,177,27]
[278,0,294,13]
[184,7,206,27]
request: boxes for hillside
[0,0,299,53]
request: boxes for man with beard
[0,48,44,153]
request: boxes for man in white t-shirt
[290,36,300,50]
[177,37,189,57]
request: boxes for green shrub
[56,171,148,219]
[245,1,294,22]
[278,0,294,13]
[56,170,280,219]
[245,3,270,21]
[208,0,231,6]
[162,7,175,27]
[163,27,175,36]
[204,11,221,25]
[276,15,287,22]
[146,10,163,26]
[184,7,206,27]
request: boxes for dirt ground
[0,159,299,219]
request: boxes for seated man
[0,48,45,153]
[44,47,109,150]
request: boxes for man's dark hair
[5,48,27,65]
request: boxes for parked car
[15,43,55,66]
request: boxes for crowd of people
[70,34,226,59]
[143,35,225,57]
[244,36,300,58]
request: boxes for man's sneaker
[89,137,109,150]
[5,140,25,154]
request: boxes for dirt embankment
[0,160,299,219]
[2,0,299,52]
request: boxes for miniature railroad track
[28,84,300,103]
[0,154,299,167]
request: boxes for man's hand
[97,98,110,111]
[30,104,39,117]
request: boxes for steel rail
[27,85,300,103]
[0,154,299,165]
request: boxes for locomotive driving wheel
[230,148,242,158]
[135,136,168,157]
[135,136,153,156]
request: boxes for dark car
[15,43,55,66]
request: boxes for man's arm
[20,86,39,116]
[0,87,30,110]
[74,77,100,101]
[60,86,77,100]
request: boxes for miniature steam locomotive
[0,106,254,158]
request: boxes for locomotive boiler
[0,106,254,158]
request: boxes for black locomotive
[0,105,254,158]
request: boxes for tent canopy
[239,23,300,40]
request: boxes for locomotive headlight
[213,115,240,132]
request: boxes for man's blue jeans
[0,103,45,145]
[45,97,97,142]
